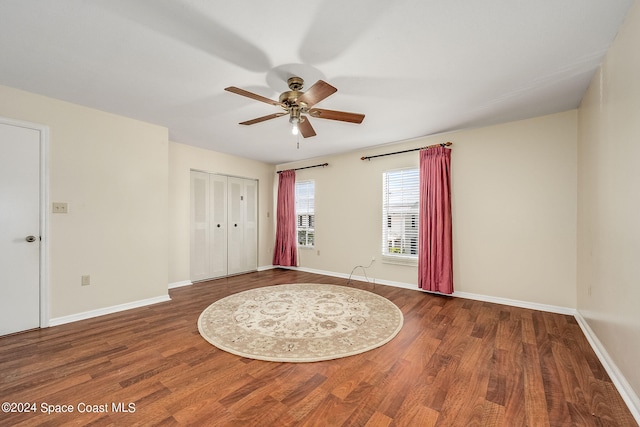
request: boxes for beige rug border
[197,283,404,363]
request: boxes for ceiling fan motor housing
[279,77,308,111]
[279,91,304,107]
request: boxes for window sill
[381,255,418,267]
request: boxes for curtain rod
[277,163,329,173]
[361,141,452,161]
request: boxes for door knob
[26,235,37,242]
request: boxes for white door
[243,178,258,273]
[190,172,229,281]
[227,177,244,275]
[209,174,228,278]
[191,172,257,280]
[0,121,41,335]
[190,171,211,281]
[228,177,258,275]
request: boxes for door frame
[1,116,50,328]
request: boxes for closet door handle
[216,224,221,228]
[234,224,238,227]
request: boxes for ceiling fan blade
[308,108,365,124]
[299,117,316,138]
[225,86,280,106]
[297,80,337,107]
[239,112,287,125]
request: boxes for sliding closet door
[227,177,258,275]
[209,174,228,278]
[191,171,257,281]
[227,177,244,275]
[190,171,211,281]
[243,178,258,273]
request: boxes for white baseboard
[574,311,640,423]
[452,290,576,315]
[287,266,575,315]
[169,267,275,288]
[168,280,192,289]
[48,294,171,327]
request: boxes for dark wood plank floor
[0,269,636,426]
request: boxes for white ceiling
[0,0,633,164]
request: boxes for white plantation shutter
[382,168,419,264]
[295,180,315,247]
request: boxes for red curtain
[418,146,453,294]
[273,170,298,266]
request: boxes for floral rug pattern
[198,283,404,362]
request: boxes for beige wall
[0,85,277,319]
[168,141,275,284]
[0,85,579,321]
[577,0,640,403]
[279,110,577,309]
[0,85,169,318]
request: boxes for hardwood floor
[0,269,636,426]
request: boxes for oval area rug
[198,283,404,362]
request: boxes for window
[382,168,419,264]
[296,180,315,247]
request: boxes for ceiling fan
[224,77,365,138]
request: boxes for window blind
[382,168,419,264]
[295,180,315,247]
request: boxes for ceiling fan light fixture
[289,109,301,135]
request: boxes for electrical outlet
[81,275,90,286]
[371,256,376,261]
[52,202,68,214]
